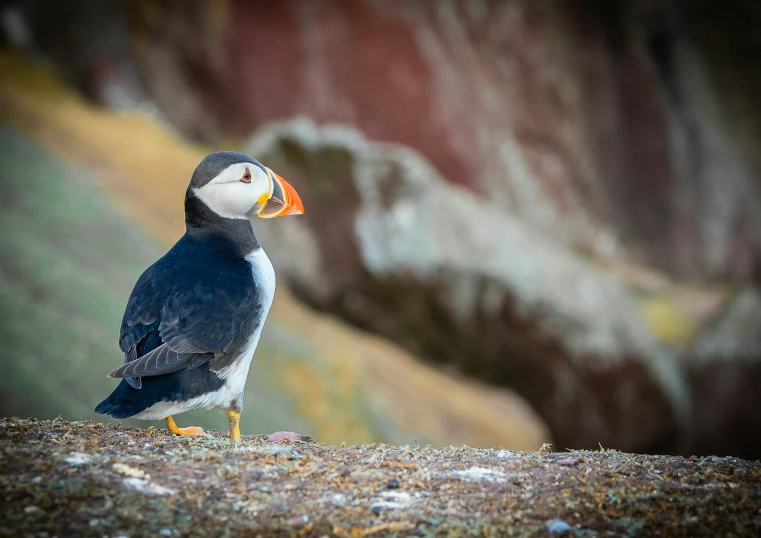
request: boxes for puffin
[95,151,304,442]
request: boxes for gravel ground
[1,418,760,537]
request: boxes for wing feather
[108,344,210,378]
[112,238,266,387]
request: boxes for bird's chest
[212,248,276,401]
[246,248,276,314]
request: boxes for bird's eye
[241,172,252,183]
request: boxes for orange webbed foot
[166,416,205,437]
[175,426,205,436]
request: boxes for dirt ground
[1,418,759,537]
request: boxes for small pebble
[556,458,580,467]
[547,519,572,535]
[267,431,301,442]
[24,505,41,514]
[340,469,351,478]
[387,478,400,489]
[64,453,91,466]
[687,455,697,462]
[371,505,383,516]
[159,529,173,537]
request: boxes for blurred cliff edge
[1,0,760,459]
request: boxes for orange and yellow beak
[257,169,305,218]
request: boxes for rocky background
[1,0,760,459]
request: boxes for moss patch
[640,294,699,347]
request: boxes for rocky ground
[1,419,760,537]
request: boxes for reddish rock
[267,431,303,442]
[23,0,760,278]
[115,0,761,280]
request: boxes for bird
[94,151,304,442]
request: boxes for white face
[192,162,272,219]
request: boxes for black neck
[184,189,260,254]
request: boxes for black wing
[115,263,163,389]
[108,344,197,379]
[111,241,266,386]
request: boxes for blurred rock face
[120,0,761,281]
[9,0,761,456]
[685,288,761,458]
[247,120,689,453]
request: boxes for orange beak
[258,169,305,218]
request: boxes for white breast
[132,248,276,420]
[214,247,276,395]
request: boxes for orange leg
[165,416,204,437]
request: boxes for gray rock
[246,120,690,453]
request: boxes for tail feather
[94,379,147,419]
[95,364,223,420]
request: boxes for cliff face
[5,0,761,457]
[124,0,761,281]
[14,0,761,279]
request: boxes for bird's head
[188,151,304,220]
